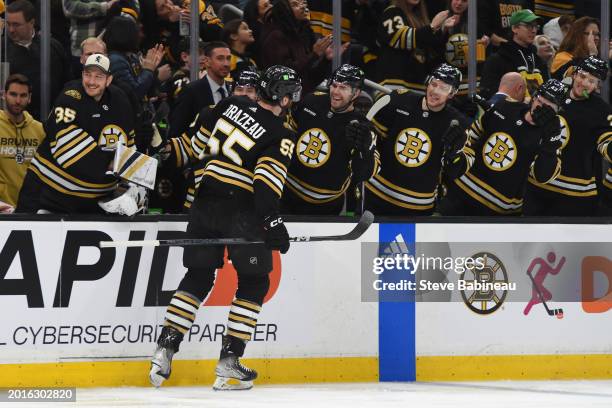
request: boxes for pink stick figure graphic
[523,252,566,316]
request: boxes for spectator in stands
[103,16,165,151]
[478,0,532,48]
[533,0,574,25]
[535,34,555,74]
[480,9,549,100]
[62,0,139,74]
[6,0,70,120]
[550,17,601,81]
[162,37,205,109]
[141,0,223,58]
[258,0,344,94]
[543,15,574,49]
[74,37,107,76]
[375,0,459,94]
[222,19,257,82]
[169,41,231,139]
[242,0,272,60]
[0,74,45,212]
[488,71,526,105]
[443,0,491,117]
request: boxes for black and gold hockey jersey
[365,91,465,215]
[165,68,190,109]
[189,95,295,217]
[527,94,612,199]
[282,92,379,215]
[448,100,561,214]
[308,0,354,43]
[29,81,135,212]
[375,6,443,93]
[162,104,214,211]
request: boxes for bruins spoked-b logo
[446,33,468,68]
[395,128,431,167]
[98,124,128,148]
[483,132,516,171]
[460,252,509,315]
[297,128,330,168]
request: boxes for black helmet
[575,56,609,81]
[329,64,365,89]
[235,68,260,88]
[429,63,462,90]
[258,65,302,102]
[534,79,568,106]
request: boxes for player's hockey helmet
[575,56,609,81]
[428,63,462,91]
[329,64,365,89]
[258,65,302,102]
[534,79,568,106]
[235,68,260,88]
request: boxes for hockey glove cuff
[262,214,290,254]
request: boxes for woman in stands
[375,0,459,94]
[222,19,258,82]
[550,16,600,80]
[258,0,344,94]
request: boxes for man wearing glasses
[525,56,611,216]
[480,9,549,101]
[439,79,567,216]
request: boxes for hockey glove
[534,106,562,154]
[263,214,290,254]
[346,120,374,156]
[441,121,466,160]
[531,104,557,128]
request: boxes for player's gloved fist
[441,123,466,158]
[262,214,290,254]
[533,106,562,153]
[532,104,557,128]
[345,120,373,155]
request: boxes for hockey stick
[99,210,375,248]
[526,270,564,319]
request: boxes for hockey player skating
[282,64,379,215]
[440,79,567,215]
[524,56,612,216]
[364,63,468,216]
[149,65,300,390]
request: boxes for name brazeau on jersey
[222,104,267,139]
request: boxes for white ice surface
[29,381,612,408]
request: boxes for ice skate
[149,326,183,388]
[213,336,257,391]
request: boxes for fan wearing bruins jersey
[149,65,300,392]
[375,2,460,94]
[26,54,135,214]
[365,63,467,216]
[524,57,612,216]
[282,64,379,215]
[440,79,566,216]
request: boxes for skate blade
[212,377,253,391]
[149,364,166,388]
